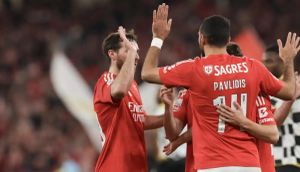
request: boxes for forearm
[274,100,294,126]
[173,129,192,147]
[144,115,164,130]
[164,104,182,141]
[111,49,137,100]
[240,119,279,144]
[278,59,295,100]
[141,46,161,83]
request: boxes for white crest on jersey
[204,65,213,75]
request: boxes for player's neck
[108,63,120,75]
[204,46,228,56]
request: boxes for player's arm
[274,73,300,125]
[217,102,279,144]
[110,27,139,101]
[160,86,186,140]
[274,32,300,100]
[163,129,192,155]
[141,3,172,84]
[144,115,164,130]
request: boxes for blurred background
[0,0,300,171]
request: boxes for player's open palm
[152,3,172,40]
[277,32,300,63]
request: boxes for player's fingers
[153,10,157,22]
[277,39,283,51]
[168,19,172,29]
[216,109,231,118]
[233,101,242,111]
[294,36,300,49]
[164,5,169,20]
[157,5,163,18]
[219,115,230,122]
[220,104,233,113]
[285,32,292,46]
[291,33,297,45]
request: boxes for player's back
[190,54,269,169]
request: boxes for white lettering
[213,79,246,91]
[213,62,249,76]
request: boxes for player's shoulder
[176,58,196,65]
[98,71,115,86]
[243,56,264,66]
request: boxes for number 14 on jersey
[213,93,247,133]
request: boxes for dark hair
[102,30,137,59]
[227,42,243,57]
[265,44,279,54]
[199,15,230,47]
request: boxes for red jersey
[159,54,283,169]
[256,93,276,172]
[93,72,147,172]
[173,89,195,172]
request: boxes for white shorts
[197,166,261,172]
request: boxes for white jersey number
[213,93,247,133]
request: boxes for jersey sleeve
[256,94,276,125]
[255,60,283,96]
[159,59,195,88]
[94,73,116,104]
[173,90,188,125]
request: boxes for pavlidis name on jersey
[204,62,249,76]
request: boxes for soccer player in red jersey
[160,87,194,172]
[93,27,170,172]
[141,3,300,172]
[160,43,278,172]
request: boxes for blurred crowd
[0,0,299,171]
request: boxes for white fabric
[151,37,163,49]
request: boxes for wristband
[151,37,163,49]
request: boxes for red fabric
[93,72,147,172]
[256,93,276,172]
[159,54,283,169]
[173,89,195,172]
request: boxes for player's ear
[200,33,206,46]
[108,50,117,61]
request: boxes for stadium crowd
[0,0,300,171]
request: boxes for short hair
[102,30,137,59]
[199,15,230,47]
[227,42,243,57]
[265,44,279,54]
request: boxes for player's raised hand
[159,86,174,106]
[277,32,300,63]
[152,3,172,40]
[118,26,138,51]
